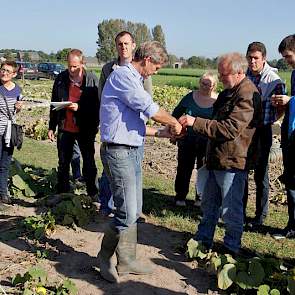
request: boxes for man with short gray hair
[179,52,261,255]
[98,41,183,283]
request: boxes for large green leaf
[186,238,207,259]
[235,258,265,289]
[217,263,236,290]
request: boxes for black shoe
[247,216,264,230]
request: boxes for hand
[48,130,55,141]
[178,114,196,128]
[271,95,291,106]
[170,121,183,136]
[157,125,172,138]
[66,102,79,111]
[15,101,23,113]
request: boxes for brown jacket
[193,77,262,170]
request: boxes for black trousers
[56,130,98,196]
[175,137,206,201]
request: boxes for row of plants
[11,266,77,295]
[186,239,295,294]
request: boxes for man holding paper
[48,49,99,199]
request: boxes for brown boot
[116,224,154,276]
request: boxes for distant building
[17,51,41,62]
[173,61,183,69]
[84,56,99,68]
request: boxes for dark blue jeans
[71,140,82,180]
[100,144,142,231]
[253,124,272,220]
[56,131,97,196]
[0,135,14,197]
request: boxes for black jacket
[49,69,100,136]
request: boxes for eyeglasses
[0,68,14,75]
[218,72,234,78]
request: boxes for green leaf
[11,273,26,286]
[208,256,222,272]
[257,284,270,295]
[28,267,47,284]
[62,279,78,294]
[217,263,236,290]
[235,258,265,290]
[186,238,207,259]
[269,289,280,295]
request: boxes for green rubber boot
[98,223,120,283]
[116,224,154,276]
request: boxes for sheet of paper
[50,101,71,111]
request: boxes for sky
[2,0,294,60]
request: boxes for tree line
[1,17,292,71]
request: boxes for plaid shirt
[247,68,285,125]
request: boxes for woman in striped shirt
[0,61,23,204]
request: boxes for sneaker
[175,200,186,207]
[272,227,295,240]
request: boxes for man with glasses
[98,41,182,283]
[98,31,153,217]
[179,53,261,255]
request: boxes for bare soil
[0,137,284,295]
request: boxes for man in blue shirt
[272,34,295,239]
[98,41,182,283]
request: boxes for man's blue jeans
[195,168,247,253]
[0,135,13,198]
[100,144,142,231]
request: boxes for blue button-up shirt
[100,63,159,146]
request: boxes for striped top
[0,84,22,136]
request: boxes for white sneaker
[175,200,186,207]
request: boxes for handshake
[156,114,196,139]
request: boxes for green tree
[96,19,126,62]
[276,58,290,71]
[187,56,207,68]
[152,25,166,48]
[56,48,71,61]
[96,19,152,62]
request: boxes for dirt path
[0,201,218,295]
[0,137,284,294]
